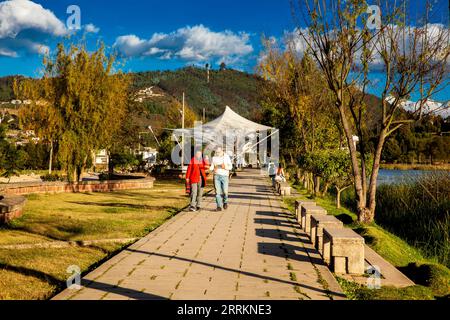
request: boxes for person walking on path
[210,147,232,211]
[268,160,277,187]
[275,163,286,183]
[186,150,208,212]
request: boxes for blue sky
[0,0,294,76]
[0,0,448,101]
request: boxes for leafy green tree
[326,151,354,209]
[424,136,447,164]
[0,125,27,183]
[259,40,341,166]
[16,43,130,181]
[21,142,48,170]
[157,131,175,164]
[110,151,141,172]
[259,38,342,191]
[15,77,61,174]
[300,150,353,202]
[382,139,402,163]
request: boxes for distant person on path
[210,147,233,211]
[275,163,286,183]
[268,160,277,187]
[186,150,208,212]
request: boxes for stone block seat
[310,215,343,253]
[295,200,316,220]
[322,227,365,275]
[279,182,291,196]
[300,204,327,232]
[0,195,27,224]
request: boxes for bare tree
[291,0,449,222]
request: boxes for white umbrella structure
[173,106,278,166]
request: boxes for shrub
[40,173,65,182]
[399,263,450,297]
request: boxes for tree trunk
[336,102,366,218]
[336,187,342,209]
[76,166,81,182]
[335,185,351,209]
[71,169,77,183]
[48,140,53,175]
[322,182,329,196]
[308,172,313,191]
[313,175,321,196]
[365,130,387,223]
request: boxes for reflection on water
[377,169,445,186]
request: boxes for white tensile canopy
[202,106,272,133]
[173,106,276,164]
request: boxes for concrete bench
[295,200,316,220]
[300,204,327,232]
[322,227,365,275]
[279,182,291,196]
[310,215,343,253]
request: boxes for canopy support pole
[234,129,279,160]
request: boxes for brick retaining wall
[2,178,155,196]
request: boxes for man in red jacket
[186,150,208,211]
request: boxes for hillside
[0,67,266,129]
[0,75,23,102]
[132,67,266,122]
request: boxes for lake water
[377,169,445,185]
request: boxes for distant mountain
[386,96,450,119]
[0,75,23,101]
[0,67,267,130]
[131,67,266,122]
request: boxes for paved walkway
[54,170,345,300]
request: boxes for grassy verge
[0,178,190,300]
[375,172,449,268]
[284,183,450,300]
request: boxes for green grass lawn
[284,183,450,300]
[0,179,190,300]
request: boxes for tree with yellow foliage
[258,38,341,192]
[15,43,130,181]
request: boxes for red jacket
[186,157,209,187]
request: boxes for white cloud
[0,0,67,57]
[114,25,254,65]
[0,0,66,38]
[114,35,147,57]
[0,47,17,57]
[84,23,100,34]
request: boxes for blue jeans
[270,175,276,187]
[214,174,229,208]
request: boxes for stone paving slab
[53,169,345,300]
